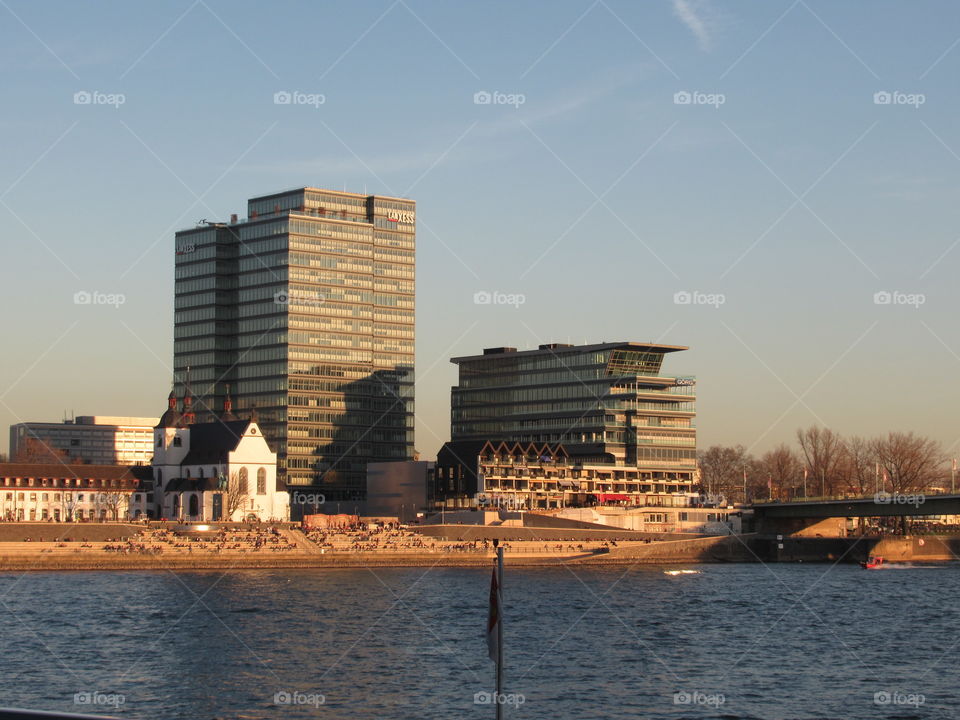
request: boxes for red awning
[595,493,630,503]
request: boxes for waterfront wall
[413,524,692,542]
[870,535,960,562]
[582,534,756,563]
[0,523,143,542]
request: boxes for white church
[131,385,289,522]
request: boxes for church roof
[156,408,181,428]
[165,476,223,492]
[180,419,253,465]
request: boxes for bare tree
[697,445,753,504]
[837,436,875,496]
[14,437,69,464]
[871,432,945,495]
[796,426,844,496]
[757,444,803,500]
[93,491,126,521]
[224,471,248,519]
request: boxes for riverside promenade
[0,521,750,570]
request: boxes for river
[0,563,956,719]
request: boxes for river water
[0,563,956,719]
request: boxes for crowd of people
[303,523,493,554]
[131,527,298,554]
[299,521,618,555]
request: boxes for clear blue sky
[2,1,960,460]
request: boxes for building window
[257,468,266,495]
[173,437,182,447]
[238,467,249,495]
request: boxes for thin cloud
[672,0,712,51]
[254,66,649,181]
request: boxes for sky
[1,1,960,460]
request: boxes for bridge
[749,493,960,536]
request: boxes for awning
[595,493,630,503]
[558,480,577,489]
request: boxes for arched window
[198,468,205,479]
[238,467,248,495]
[188,494,199,517]
[257,468,266,495]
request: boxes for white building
[131,389,289,522]
[9,416,159,465]
[0,462,146,521]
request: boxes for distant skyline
[3,1,960,460]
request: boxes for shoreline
[0,553,672,571]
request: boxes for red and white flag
[487,568,500,662]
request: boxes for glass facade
[450,343,695,476]
[174,188,415,500]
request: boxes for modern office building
[438,342,697,509]
[450,342,696,465]
[174,187,415,500]
[9,417,159,466]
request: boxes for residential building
[0,462,149,521]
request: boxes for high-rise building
[449,342,695,470]
[9,417,159,466]
[174,188,415,500]
[434,342,697,511]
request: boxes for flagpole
[496,544,504,720]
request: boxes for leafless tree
[871,432,945,495]
[796,426,844,496]
[757,444,803,500]
[697,445,753,503]
[93,491,126,521]
[14,437,69,464]
[837,436,875,496]
[224,471,248,519]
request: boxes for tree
[697,445,753,504]
[796,426,844,497]
[93,491,126,521]
[224,471,249,519]
[757,444,802,500]
[14,437,69,464]
[837,436,875,496]
[871,432,945,495]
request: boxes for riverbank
[0,532,753,571]
[1,522,955,571]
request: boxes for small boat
[861,555,884,569]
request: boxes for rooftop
[0,463,152,481]
[451,341,689,364]
[247,186,415,204]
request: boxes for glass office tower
[450,343,695,472]
[174,188,415,500]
